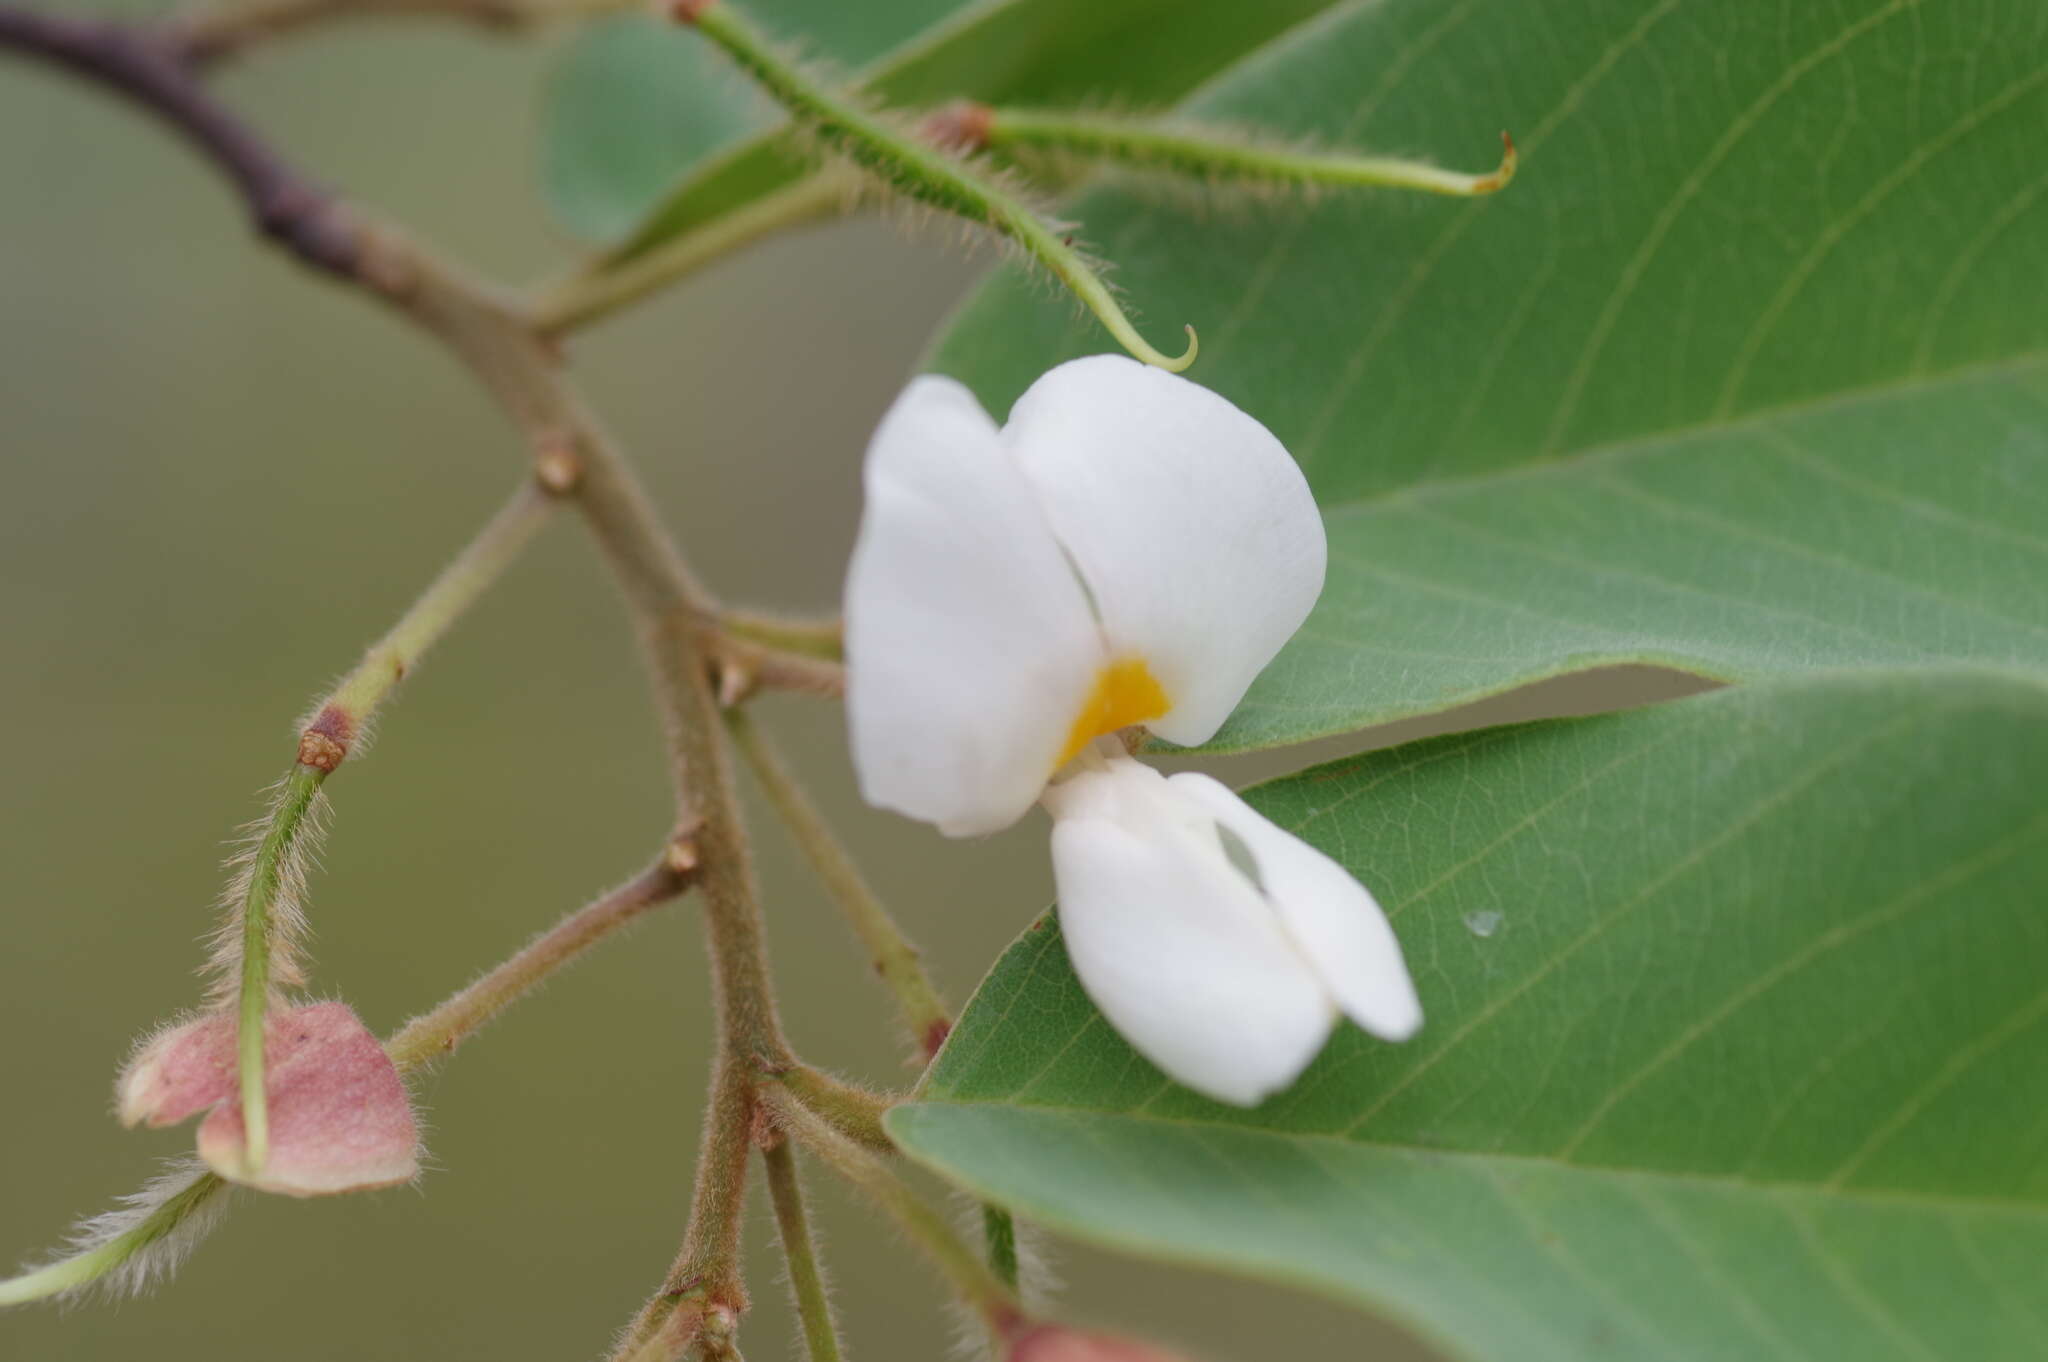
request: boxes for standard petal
[1050,775,1335,1105]
[1003,355,1325,747]
[845,375,1103,836]
[1169,773,1422,1041]
[198,1002,419,1197]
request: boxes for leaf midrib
[895,1100,2048,1221]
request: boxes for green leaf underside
[891,671,2048,1362]
[551,0,1341,256]
[926,0,2048,749]
[543,16,781,243]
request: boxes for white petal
[1003,356,1325,747]
[845,376,1104,836]
[1167,773,1422,1041]
[1049,765,1336,1106]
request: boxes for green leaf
[547,0,1341,255]
[928,0,2048,748]
[541,15,778,243]
[890,670,2048,1362]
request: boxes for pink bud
[117,1012,236,1128]
[116,1002,419,1198]
[1008,1325,1196,1362]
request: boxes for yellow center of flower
[1058,657,1170,766]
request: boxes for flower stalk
[672,0,1196,372]
[761,1138,844,1362]
[533,170,855,336]
[719,609,842,662]
[725,708,951,1059]
[762,1085,1023,1339]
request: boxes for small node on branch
[715,654,758,708]
[924,100,994,154]
[668,0,716,23]
[295,705,354,773]
[665,832,703,874]
[535,439,583,494]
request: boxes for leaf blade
[927,0,2048,745]
[892,671,2048,1361]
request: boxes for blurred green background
[0,8,1701,1358]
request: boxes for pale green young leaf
[891,671,2048,1362]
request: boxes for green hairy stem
[678,1,1197,372]
[2,857,690,1307]
[985,108,1518,197]
[231,480,556,1174]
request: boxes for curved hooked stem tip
[1116,321,1200,373]
[1471,130,1518,195]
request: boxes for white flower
[844,354,1419,1105]
[1043,753,1420,1104]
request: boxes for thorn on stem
[668,0,715,22]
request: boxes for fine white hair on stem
[950,1193,1060,1310]
[0,1161,229,1308]
[201,774,332,1008]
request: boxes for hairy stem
[0,1169,228,1308]
[3,850,692,1308]
[230,762,321,1170]
[983,1206,1019,1292]
[226,479,556,1172]
[719,609,841,662]
[1,13,790,1345]
[775,1065,894,1153]
[534,170,853,336]
[385,857,689,1069]
[763,1086,1023,1338]
[316,479,559,758]
[978,107,1519,197]
[762,1140,844,1362]
[676,0,1195,372]
[726,709,950,1059]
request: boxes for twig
[718,610,842,662]
[385,857,690,1069]
[762,1086,1023,1340]
[169,0,636,65]
[2,8,789,1349]
[532,171,854,337]
[726,709,950,1059]
[0,6,358,274]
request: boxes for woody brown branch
[2,8,792,1355]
